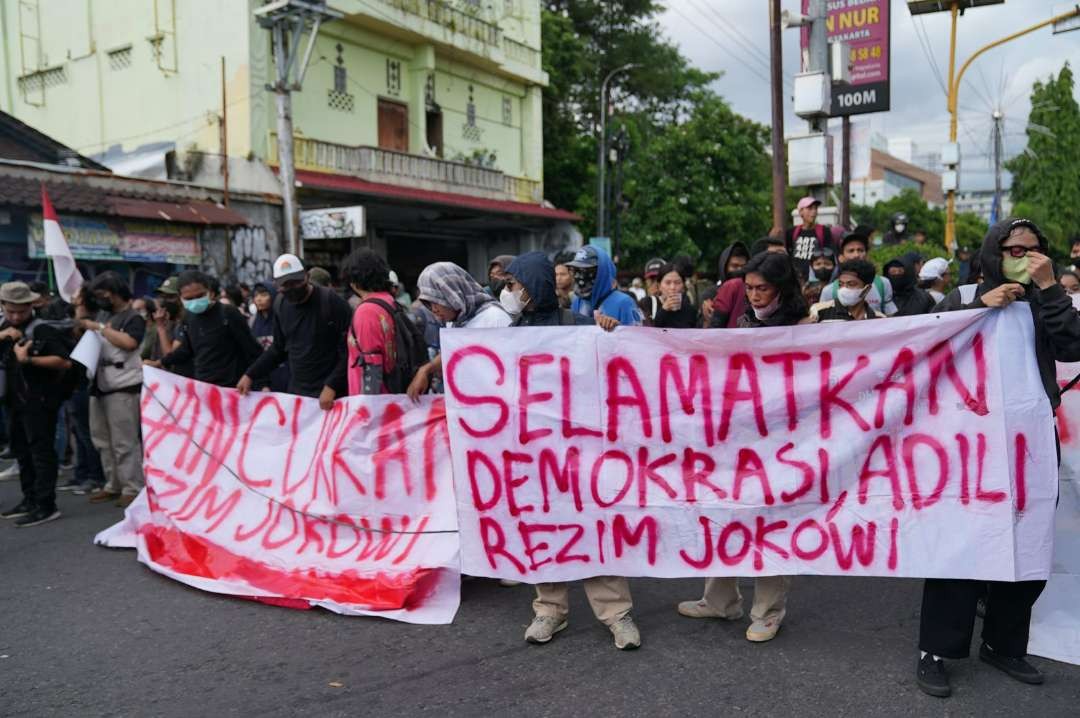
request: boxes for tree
[619,92,772,271]
[1005,62,1080,254]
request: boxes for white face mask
[837,286,867,307]
[752,295,781,320]
[500,287,526,315]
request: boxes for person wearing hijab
[406,262,512,400]
[915,218,1080,698]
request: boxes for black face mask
[489,278,507,297]
[162,297,181,319]
[573,267,597,297]
[283,284,309,304]
[812,267,833,283]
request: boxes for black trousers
[9,399,61,512]
[919,578,1047,658]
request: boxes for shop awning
[294,169,581,222]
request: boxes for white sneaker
[0,463,20,481]
[746,618,781,642]
[525,615,567,644]
[677,599,744,620]
[499,579,523,587]
[609,615,641,650]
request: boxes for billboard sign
[802,0,891,116]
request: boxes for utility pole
[768,0,786,236]
[254,0,342,258]
[841,116,851,226]
[611,126,629,262]
[806,0,828,204]
[597,63,636,242]
[991,109,1003,201]
[221,56,230,208]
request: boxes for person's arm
[227,306,264,367]
[14,343,71,371]
[319,294,352,398]
[81,316,140,352]
[709,281,738,328]
[161,322,194,369]
[407,353,442,403]
[243,308,287,383]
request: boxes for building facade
[0,0,576,290]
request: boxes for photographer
[0,282,72,527]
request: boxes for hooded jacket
[507,252,592,327]
[884,256,935,317]
[571,248,641,325]
[934,218,1080,408]
[717,242,750,283]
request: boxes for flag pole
[47,256,56,294]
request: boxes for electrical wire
[665,3,772,86]
[684,0,790,90]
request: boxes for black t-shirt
[164,302,263,387]
[1,318,72,406]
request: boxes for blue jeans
[67,387,104,487]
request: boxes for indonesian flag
[41,185,83,302]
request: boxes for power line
[684,0,789,88]
[666,3,772,87]
[910,15,947,97]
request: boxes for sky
[656,0,1080,190]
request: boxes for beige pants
[90,392,144,496]
[701,576,792,623]
[533,576,633,626]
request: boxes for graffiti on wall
[231,226,273,285]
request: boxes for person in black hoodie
[915,217,1080,699]
[504,252,592,327]
[652,262,698,329]
[717,242,750,284]
[884,254,935,316]
[737,252,808,328]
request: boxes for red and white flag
[41,185,83,302]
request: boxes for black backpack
[350,297,429,394]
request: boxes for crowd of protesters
[1,196,1078,699]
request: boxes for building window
[884,168,924,195]
[107,45,133,71]
[328,44,353,112]
[466,85,477,127]
[386,59,401,96]
[17,65,67,95]
[425,73,437,110]
[502,96,512,125]
[333,44,347,93]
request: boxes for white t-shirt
[462,303,513,329]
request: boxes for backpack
[350,297,428,394]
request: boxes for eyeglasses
[1003,246,1038,258]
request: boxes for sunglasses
[1003,246,1039,258]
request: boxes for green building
[0,0,579,288]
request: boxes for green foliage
[851,189,944,241]
[1006,63,1080,255]
[869,241,949,272]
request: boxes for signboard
[300,205,366,240]
[441,306,1057,583]
[803,0,891,116]
[28,213,201,265]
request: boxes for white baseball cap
[273,253,306,283]
[388,270,400,286]
[918,257,951,281]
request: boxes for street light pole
[597,63,637,241]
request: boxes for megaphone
[781,9,812,29]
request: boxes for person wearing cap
[638,257,667,325]
[81,271,146,509]
[789,197,834,277]
[161,270,264,389]
[487,255,516,297]
[308,266,332,288]
[0,282,73,527]
[553,251,576,309]
[247,281,290,393]
[882,212,911,245]
[819,231,897,316]
[143,277,190,376]
[918,257,952,304]
[388,270,413,308]
[567,245,641,330]
[914,218,1080,698]
[804,259,882,322]
[238,254,352,410]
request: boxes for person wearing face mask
[709,238,786,329]
[883,255,935,317]
[652,263,697,329]
[143,277,188,372]
[917,257,952,304]
[678,251,805,642]
[1058,269,1080,296]
[161,270,264,390]
[819,231,897,316]
[568,245,642,331]
[913,218,1080,698]
[79,271,145,509]
[486,255,517,297]
[238,254,352,410]
[805,259,881,322]
[882,212,911,245]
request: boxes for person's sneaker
[72,481,97,496]
[976,596,988,619]
[0,448,14,460]
[14,506,61,528]
[677,599,744,620]
[609,615,641,650]
[0,463,20,481]
[746,618,781,642]
[916,654,951,697]
[88,490,120,504]
[978,642,1044,685]
[56,478,83,492]
[116,494,136,508]
[499,579,522,587]
[524,615,567,644]
[0,500,33,519]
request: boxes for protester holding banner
[160,270,263,389]
[0,282,73,527]
[247,282,289,393]
[678,251,806,641]
[916,218,1080,698]
[820,231,896,317]
[884,255,936,317]
[709,238,786,329]
[504,252,591,327]
[567,245,642,330]
[805,260,882,323]
[82,272,145,509]
[238,254,352,410]
[340,248,397,395]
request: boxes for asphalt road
[2,478,1079,718]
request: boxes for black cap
[644,257,666,278]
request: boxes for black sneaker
[0,500,33,519]
[14,506,61,528]
[979,642,1044,685]
[916,654,951,697]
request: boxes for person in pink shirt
[340,249,397,395]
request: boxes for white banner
[441,306,1057,583]
[96,368,461,624]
